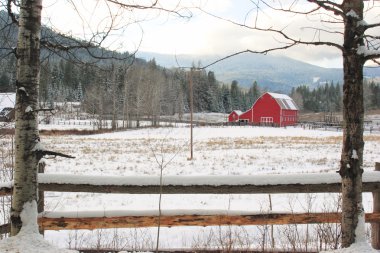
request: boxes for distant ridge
[137,52,380,93]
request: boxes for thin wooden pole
[38,160,45,235]
[372,162,380,249]
[188,70,193,160]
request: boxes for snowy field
[40,126,379,249]
[2,125,380,252]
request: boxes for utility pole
[188,70,194,160]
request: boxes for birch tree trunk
[339,0,366,247]
[11,0,42,236]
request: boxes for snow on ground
[0,201,78,253]
[42,126,378,178]
[1,125,380,252]
[322,243,379,253]
[321,212,379,253]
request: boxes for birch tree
[202,0,379,247]
[11,0,43,236]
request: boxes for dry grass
[40,129,113,136]
[365,135,380,142]
[205,136,342,150]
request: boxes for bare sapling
[147,129,186,253]
[315,194,342,251]
[0,132,14,238]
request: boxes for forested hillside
[0,52,262,117]
[290,81,380,113]
[138,52,380,93]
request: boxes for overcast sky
[41,0,379,68]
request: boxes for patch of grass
[203,136,344,150]
[365,135,380,142]
[306,157,328,165]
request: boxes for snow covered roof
[232,110,243,115]
[267,92,298,110]
[0,93,16,110]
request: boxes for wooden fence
[1,163,380,249]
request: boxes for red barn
[228,92,299,127]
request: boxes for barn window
[260,117,273,123]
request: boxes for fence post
[372,162,380,249]
[38,160,45,236]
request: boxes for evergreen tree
[0,73,10,92]
[246,81,261,107]
[334,83,342,111]
[370,82,380,108]
[76,82,84,102]
[221,85,232,113]
[230,80,240,110]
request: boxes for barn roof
[0,93,16,110]
[232,110,243,115]
[267,92,298,110]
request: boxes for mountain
[137,52,380,93]
[0,10,131,65]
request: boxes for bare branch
[302,26,344,36]
[260,0,322,15]
[198,7,343,54]
[307,0,344,16]
[364,51,380,62]
[364,22,380,30]
[371,58,380,66]
[35,150,76,159]
[106,0,192,19]
[201,46,295,70]
[7,0,18,25]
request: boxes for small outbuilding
[228,92,299,127]
[228,110,243,122]
[0,93,16,122]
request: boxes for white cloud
[130,0,346,67]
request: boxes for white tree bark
[339,0,365,247]
[11,0,42,236]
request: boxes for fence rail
[2,172,380,197]
[38,212,380,231]
[75,248,317,253]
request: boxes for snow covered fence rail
[2,171,380,196]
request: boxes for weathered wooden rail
[76,248,317,253]
[38,212,380,231]
[1,164,380,249]
[2,172,380,196]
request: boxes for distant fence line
[37,116,380,131]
